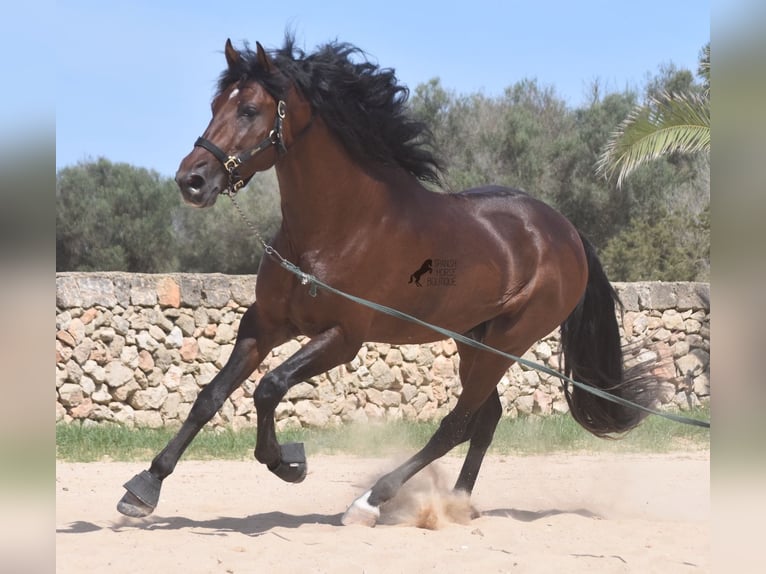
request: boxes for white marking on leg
[341,489,380,526]
[353,490,380,517]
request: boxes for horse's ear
[225,38,241,69]
[255,41,273,73]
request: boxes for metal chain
[228,193,270,251]
[228,194,318,295]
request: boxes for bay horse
[117,36,661,526]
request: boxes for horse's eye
[240,106,259,118]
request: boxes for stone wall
[55,273,710,430]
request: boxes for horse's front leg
[116,303,283,518]
[253,326,360,482]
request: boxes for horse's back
[450,184,588,312]
[453,185,581,248]
[456,185,554,217]
[456,185,528,200]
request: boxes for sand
[56,451,710,573]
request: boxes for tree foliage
[407,61,709,282]
[56,158,282,274]
[56,46,709,281]
[56,159,181,272]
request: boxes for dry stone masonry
[56,273,710,430]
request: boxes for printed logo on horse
[408,258,457,287]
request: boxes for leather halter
[194,100,287,195]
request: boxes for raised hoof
[267,442,307,483]
[117,470,161,517]
[117,491,155,518]
[341,490,380,527]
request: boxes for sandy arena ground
[56,452,709,573]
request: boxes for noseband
[194,100,287,195]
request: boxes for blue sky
[54,1,709,178]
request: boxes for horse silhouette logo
[408,259,433,287]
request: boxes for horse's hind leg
[342,346,512,527]
[452,340,507,496]
[454,388,502,497]
[116,303,282,518]
[341,402,474,526]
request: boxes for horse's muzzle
[175,164,221,207]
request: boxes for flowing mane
[216,35,444,184]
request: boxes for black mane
[217,35,444,184]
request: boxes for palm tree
[596,44,710,188]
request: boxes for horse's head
[176,40,303,207]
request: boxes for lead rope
[228,193,710,429]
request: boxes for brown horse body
[117,37,659,525]
[273,126,587,345]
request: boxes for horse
[117,36,662,526]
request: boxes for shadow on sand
[58,506,600,536]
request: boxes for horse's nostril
[187,173,205,191]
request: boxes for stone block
[676,349,710,377]
[129,385,168,410]
[294,400,331,427]
[130,276,157,306]
[431,355,455,380]
[180,338,199,361]
[676,282,709,311]
[369,359,396,390]
[288,382,318,400]
[58,383,84,407]
[515,395,535,415]
[230,276,257,306]
[104,361,135,388]
[202,275,232,307]
[157,276,181,308]
[134,410,164,428]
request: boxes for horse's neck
[274,122,414,244]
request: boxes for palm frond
[596,91,710,188]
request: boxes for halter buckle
[224,156,241,173]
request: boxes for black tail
[560,233,661,437]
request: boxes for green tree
[411,77,577,199]
[56,158,180,272]
[601,204,709,281]
[56,158,284,274]
[561,87,638,245]
[409,61,709,282]
[499,79,574,200]
[596,44,710,188]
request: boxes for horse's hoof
[117,491,155,518]
[341,490,380,527]
[267,442,307,483]
[117,470,161,517]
